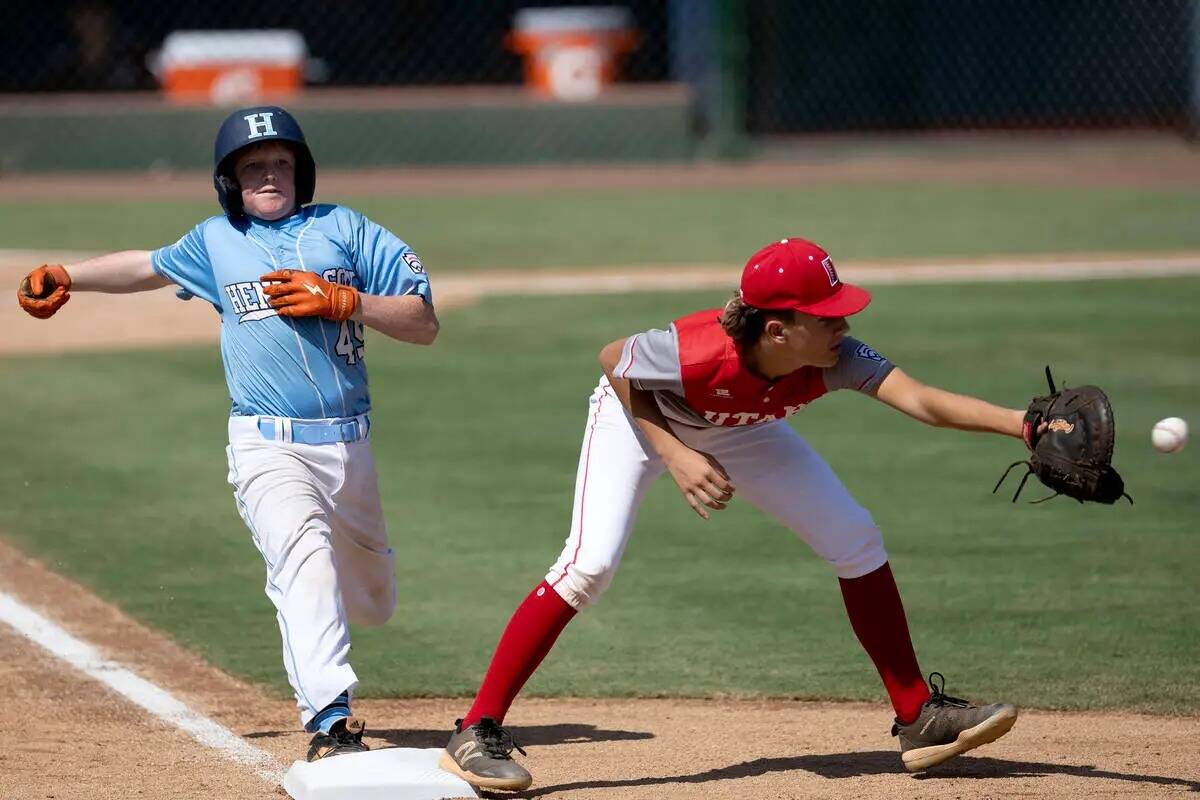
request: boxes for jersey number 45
[336,320,366,365]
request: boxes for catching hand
[17,264,72,319]
[994,366,1131,505]
[664,446,736,520]
[261,270,359,321]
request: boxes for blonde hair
[719,290,794,346]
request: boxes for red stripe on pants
[551,387,608,589]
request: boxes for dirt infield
[2,539,1198,800]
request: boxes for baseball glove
[17,263,72,319]
[993,366,1132,505]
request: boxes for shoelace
[925,671,972,709]
[476,718,528,759]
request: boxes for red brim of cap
[792,283,872,317]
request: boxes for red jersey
[616,308,893,428]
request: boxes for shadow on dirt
[376,723,655,749]
[247,722,655,749]
[494,750,1200,798]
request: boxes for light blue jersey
[152,204,431,419]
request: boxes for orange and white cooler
[157,30,306,105]
[508,6,639,102]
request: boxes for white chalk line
[0,590,286,786]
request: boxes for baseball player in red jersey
[440,238,1025,790]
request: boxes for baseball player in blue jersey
[16,106,438,761]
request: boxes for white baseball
[1151,417,1188,453]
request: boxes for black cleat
[306,716,370,762]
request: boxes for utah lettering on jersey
[703,403,812,426]
[223,267,359,323]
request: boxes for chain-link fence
[0,0,1195,171]
[746,0,1192,133]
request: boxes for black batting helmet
[213,106,316,217]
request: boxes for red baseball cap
[739,238,871,317]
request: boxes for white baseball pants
[546,377,888,609]
[226,416,396,727]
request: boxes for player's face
[779,312,849,368]
[235,142,297,221]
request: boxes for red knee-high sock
[839,562,930,725]
[462,581,577,727]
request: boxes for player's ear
[763,318,787,341]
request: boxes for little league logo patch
[403,252,425,274]
[854,343,884,363]
[821,256,839,286]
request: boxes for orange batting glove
[260,269,359,322]
[17,264,72,319]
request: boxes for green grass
[4,181,1200,268]
[1,277,1197,714]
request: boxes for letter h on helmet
[212,105,316,218]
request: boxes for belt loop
[281,418,293,443]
